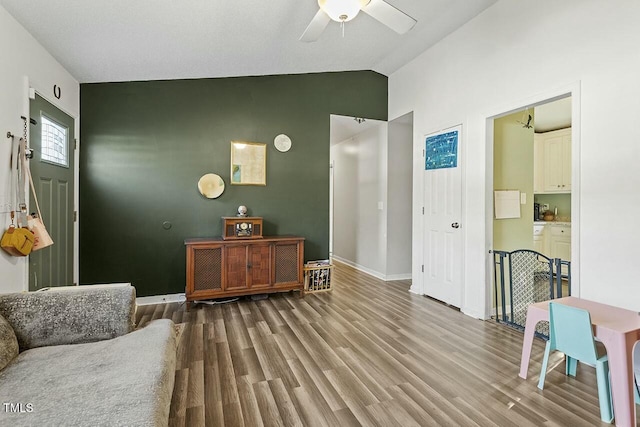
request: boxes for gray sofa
[0,284,177,427]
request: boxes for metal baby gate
[492,249,571,338]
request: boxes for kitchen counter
[534,221,571,226]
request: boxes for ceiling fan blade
[362,0,417,34]
[300,9,331,42]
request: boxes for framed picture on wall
[230,141,266,186]
[425,127,459,170]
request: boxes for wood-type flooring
[135,262,629,426]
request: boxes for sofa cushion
[0,314,18,370]
[0,319,177,427]
[0,284,135,351]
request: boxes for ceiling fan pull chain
[341,20,345,37]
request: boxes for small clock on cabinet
[222,217,263,240]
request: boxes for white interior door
[423,126,463,307]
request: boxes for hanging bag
[27,214,53,251]
[1,216,35,256]
[1,132,34,257]
[23,137,54,250]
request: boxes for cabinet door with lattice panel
[187,245,223,298]
[273,241,303,286]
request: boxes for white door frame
[484,82,582,317]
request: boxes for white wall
[0,5,79,293]
[386,116,412,277]
[389,0,640,317]
[331,123,389,278]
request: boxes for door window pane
[40,115,68,167]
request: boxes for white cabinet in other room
[541,128,571,193]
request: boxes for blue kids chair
[537,302,613,423]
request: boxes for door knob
[451,222,460,229]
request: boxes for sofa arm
[0,284,135,351]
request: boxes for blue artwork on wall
[425,130,458,170]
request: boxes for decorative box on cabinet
[185,236,304,301]
[221,216,263,240]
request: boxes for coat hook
[6,132,14,139]
[21,116,37,125]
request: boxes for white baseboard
[385,273,412,281]
[136,293,186,306]
[480,303,511,321]
[462,307,492,320]
[331,256,411,282]
[332,256,385,280]
[408,285,422,295]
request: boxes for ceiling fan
[300,0,417,42]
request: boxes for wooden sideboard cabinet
[185,236,304,301]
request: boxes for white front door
[423,126,463,307]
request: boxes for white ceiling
[330,115,384,144]
[332,97,571,144]
[331,112,413,144]
[534,96,572,133]
[0,0,497,83]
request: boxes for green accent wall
[80,72,388,297]
[493,111,534,251]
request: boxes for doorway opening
[329,113,413,280]
[488,91,579,317]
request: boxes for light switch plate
[377,202,384,210]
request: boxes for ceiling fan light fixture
[318,0,368,22]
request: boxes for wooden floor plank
[236,375,264,427]
[185,406,205,427]
[268,378,304,427]
[253,380,286,427]
[187,360,205,408]
[138,261,633,426]
[168,368,189,423]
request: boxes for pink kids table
[519,297,640,426]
